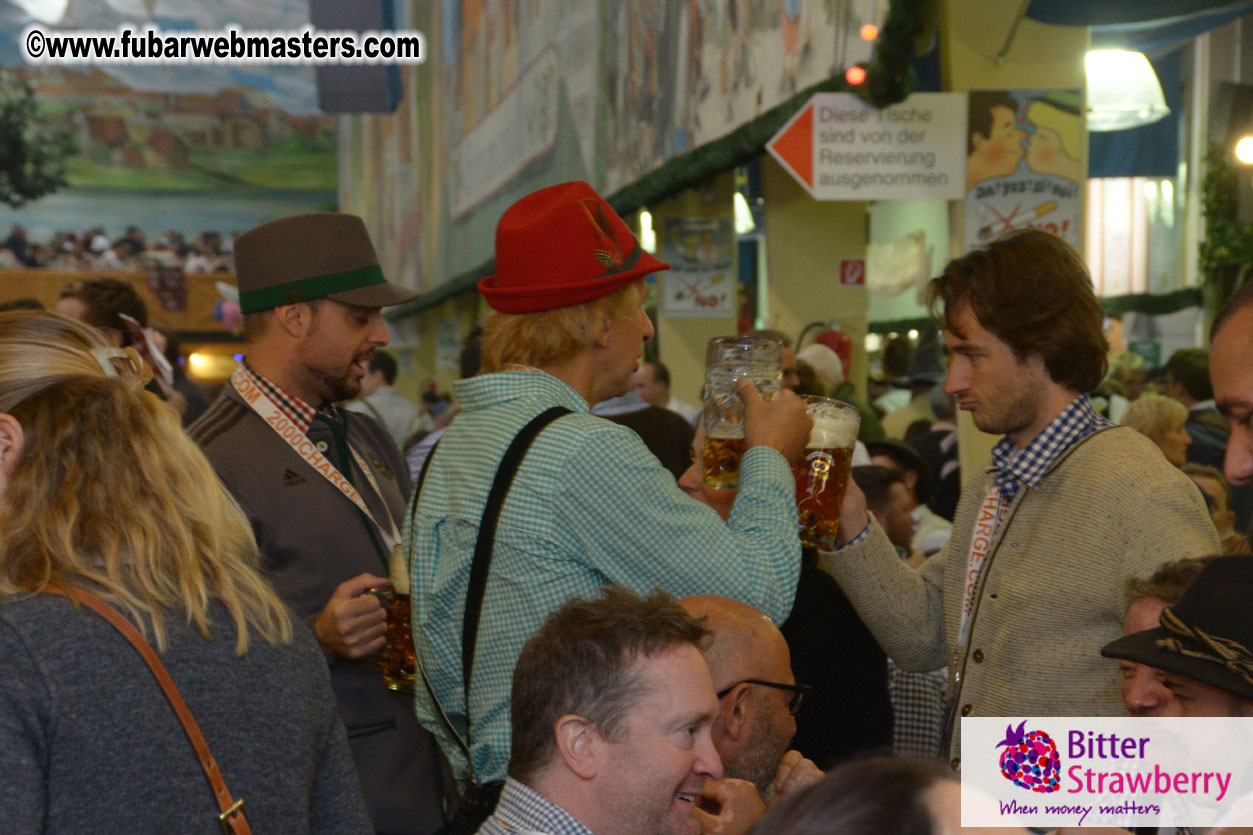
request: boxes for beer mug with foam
[793,396,860,550]
[702,335,783,489]
[380,545,416,692]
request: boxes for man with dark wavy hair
[820,229,1219,770]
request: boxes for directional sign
[768,92,967,201]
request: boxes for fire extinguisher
[798,322,852,381]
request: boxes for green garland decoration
[868,288,1205,335]
[387,0,926,320]
[1198,145,1253,323]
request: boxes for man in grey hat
[1102,554,1253,717]
[1099,560,1253,835]
[190,213,450,835]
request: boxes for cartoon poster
[964,89,1083,254]
[661,217,735,318]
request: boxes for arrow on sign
[767,100,814,193]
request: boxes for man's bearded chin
[726,708,792,800]
[311,365,361,404]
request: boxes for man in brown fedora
[190,213,450,835]
[405,181,812,823]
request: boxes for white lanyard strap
[232,366,401,551]
[346,443,401,544]
[957,483,1011,650]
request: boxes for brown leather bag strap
[42,584,252,835]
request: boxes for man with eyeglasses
[680,595,823,806]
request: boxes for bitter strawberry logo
[996,720,1061,793]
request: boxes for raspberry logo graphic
[996,720,1061,793]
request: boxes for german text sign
[768,92,966,201]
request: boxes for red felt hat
[478,181,670,313]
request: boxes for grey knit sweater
[0,594,373,833]
[822,426,1221,765]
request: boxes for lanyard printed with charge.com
[231,366,401,552]
[957,482,1012,651]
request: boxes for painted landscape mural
[0,0,336,244]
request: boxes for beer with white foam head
[792,397,860,550]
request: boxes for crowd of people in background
[857,329,1253,556]
[3,184,1253,835]
[0,223,236,273]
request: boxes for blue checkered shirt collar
[239,361,339,432]
[486,778,594,835]
[989,395,1111,503]
[453,369,590,414]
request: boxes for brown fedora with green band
[233,213,418,314]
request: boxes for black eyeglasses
[716,679,812,715]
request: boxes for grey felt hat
[1101,554,1253,703]
[233,213,418,314]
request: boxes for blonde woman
[0,311,370,833]
[1121,393,1192,467]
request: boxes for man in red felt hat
[405,181,812,825]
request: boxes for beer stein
[702,335,783,489]
[379,545,416,691]
[792,396,860,550]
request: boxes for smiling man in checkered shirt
[820,229,1219,772]
[478,588,745,835]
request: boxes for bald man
[680,595,823,804]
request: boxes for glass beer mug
[379,545,416,692]
[702,335,783,489]
[792,396,861,550]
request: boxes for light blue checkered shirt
[406,370,801,785]
[475,778,593,835]
[988,395,1111,502]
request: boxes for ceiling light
[1236,136,1253,165]
[1085,50,1169,132]
[733,192,755,235]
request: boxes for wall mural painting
[341,0,884,295]
[0,0,336,242]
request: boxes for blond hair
[1121,393,1187,444]
[1123,555,1217,614]
[0,311,291,654]
[1181,462,1232,509]
[1026,98,1081,159]
[480,281,644,372]
[1108,351,1147,382]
